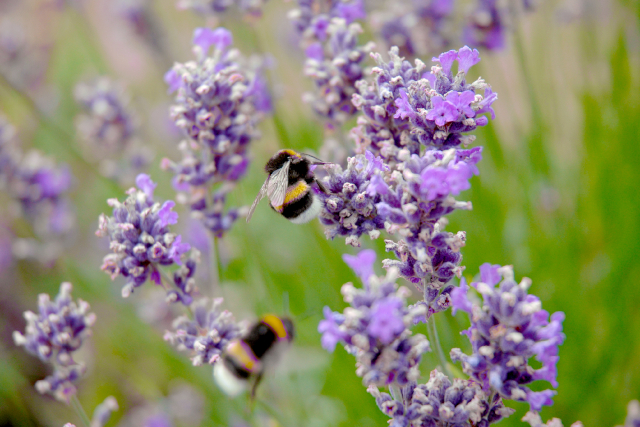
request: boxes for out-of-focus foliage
[0,0,639,426]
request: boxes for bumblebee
[213,314,294,397]
[246,149,328,223]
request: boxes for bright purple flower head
[343,249,377,285]
[319,258,430,386]
[451,264,566,411]
[432,49,458,76]
[193,27,232,54]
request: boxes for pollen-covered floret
[164,297,243,366]
[450,263,566,411]
[368,369,515,427]
[96,174,195,303]
[318,250,430,386]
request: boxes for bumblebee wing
[246,177,270,223]
[267,160,290,210]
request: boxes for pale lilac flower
[369,369,515,427]
[618,400,640,427]
[13,282,95,367]
[96,174,196,304]
[522,411,583,427]
[74,77,149,180]
[450,264,566,411]
[164,298,242,366]
[164,27,268,238]
[13,283,94,403]
[91,396,119,427]
[176,0,269,17]
[318,250,430,386]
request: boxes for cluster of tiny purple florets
[319,250,430,386]
[369,369,515,427]
[162,27,269,237]
[450,263,566,411]
[164,297,243,366]
[13,282,95,402]
[74,77,149,180]
[0,115,74,240]
[96,174,194,303]
[176,0,269,17]
[371,0,454,59]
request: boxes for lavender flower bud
[35,364,87,403]
[164,297,242,366]
[450,263,566,411]
[91,396,119,427]
[318,250,430,386]
[369,369,515,426]
[618,400,640,427]
[13,282,95,367]
[522,411,583,427]
[96,174,196,303]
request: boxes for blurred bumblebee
[246,149,329,223]
[213,314,295,397]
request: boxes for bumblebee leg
[315,179,329,194]
[250,372,264,400]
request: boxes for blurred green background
[1,0,639,426]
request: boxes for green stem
[428,315,451,377]
[70,395,91,427]
[208,234,220,292]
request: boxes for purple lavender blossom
[619,400,640,427]
[318,250,430,386]
[176,0,269,17]
[522,411,583,427]
[289,0,365,43]
[463,0,506,51]
[450,264,566,411]
[371,0,454,59]
[13,282,94,403]
[302,18,375,125]
[318,151,389,245]
[13,282,95,366]
[164,27,269,238]
[0,115,75,239]
[369,369,515,427]
[96,174,196,303]
[352,46,495,160]
[91,396,119,427]
[35,364,87,403]
[74,77,149,180]
[164,298,242,366]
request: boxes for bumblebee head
[265,150,305,174]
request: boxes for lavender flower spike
[91,396,119,427]
[164,298,242,366]
[13,282,95,367]
[450,263,566,411]
[369,369,515,427]
[13,283,94,403]
[318,250,430,386]
[96,174,196,304]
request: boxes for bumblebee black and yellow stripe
[261,314,289,340]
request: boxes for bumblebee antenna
[300,152,331,165]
